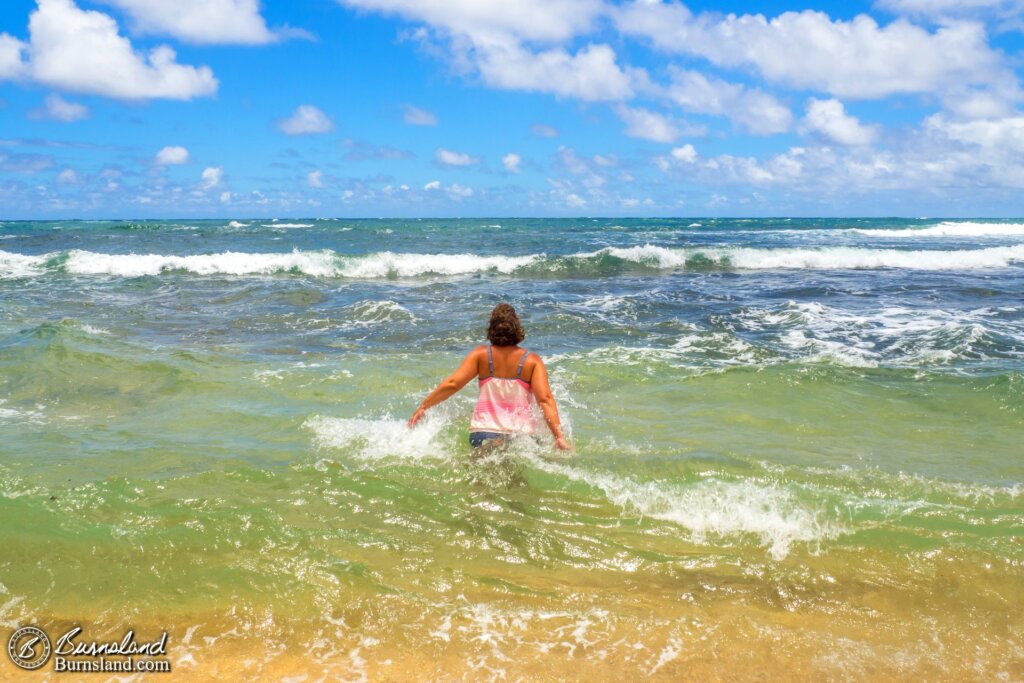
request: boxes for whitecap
[853,221,1024,238]
[0,250,47,279]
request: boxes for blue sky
[1,0,1024,218]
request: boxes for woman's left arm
[408,347,482,428]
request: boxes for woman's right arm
[530,357,571,451]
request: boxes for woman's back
[470,344,538,435]
[408,303,570,451]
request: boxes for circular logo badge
[8,626,51,671]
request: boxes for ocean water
[0,217,1021,680]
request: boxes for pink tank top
[469,345,538,434]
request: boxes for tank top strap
[486,343,494,377]
[515,349,530,379]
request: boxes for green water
[1,218,1022,679]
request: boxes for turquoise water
[0,217,1022,680]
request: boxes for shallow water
[1,218,1022,680]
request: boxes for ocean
[0,217,1021,680]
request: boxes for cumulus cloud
[804,98,878,145]
[0,34,27,79]
[672,144,698,163]
[616,105,692,143]
[616,2,1015,100]
[155,145,189,164]
[928,113,1024,152]
[446,183,474,199]
[99,0,277,44]
[307,170,324,188]
[531,123,559,137]
[876,0,1024,29]
[338,0,603,43]
[464,37,635,101]
[26,0,217,100]
[435,147,479,166]
[56,167,79,184]
[403,104,437,125]
[278,105,334,134]
[502,152,521,173]
[341,0,635,102]
[30,93,89,121]
[201,166,223,188]
[663,68,792,135]
[423,180,441,190]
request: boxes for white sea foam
[735,301,1022,367]
[576,243,1024,270]
[305,411,842,559]
[4,243,1024,280]
[263,223,313,228]
[335,251,539,278]
[523,454,844,560]
[227,221,250,228]
[344,300,416,326]
[305,414,451,462]
[0,250,47,279]
[853,221,1024,238]
[64,249,340,277]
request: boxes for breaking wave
[1,243,1023,280]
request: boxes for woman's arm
[408,347,482,428]
[530,357,571,451]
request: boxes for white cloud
[804,98,878,145]
[56,167,79,184]
[339,0,603,43]
[672,144,698,163]
[278,105,334,135]
[423,180,441,190]
[663,68,792,135]
[99,0,276,44]
[928,113,1024,152]
[502,152,521,173]
[342,1,634,102]
[565,192,586,207]
[616,105,689,143]
[201,166,223,188]
[465,37,635,102]
[0,34,27,79]
[307,170,324,188]
[155,145,189,165]
[27,0,217,100]
[876,0,1024,28]
[403,105,437,125]
[446,183,474,199]
[435,147,479,166]
[616,3,1015,100]
[531,123,559,137]
[31,93,89,121]
[219,191,231,203]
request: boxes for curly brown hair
[486,303,525,346]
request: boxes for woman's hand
[554,435,572,451]
[408,406,426,428]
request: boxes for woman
[408,303,571,451]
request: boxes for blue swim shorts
[469,431,506,448]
